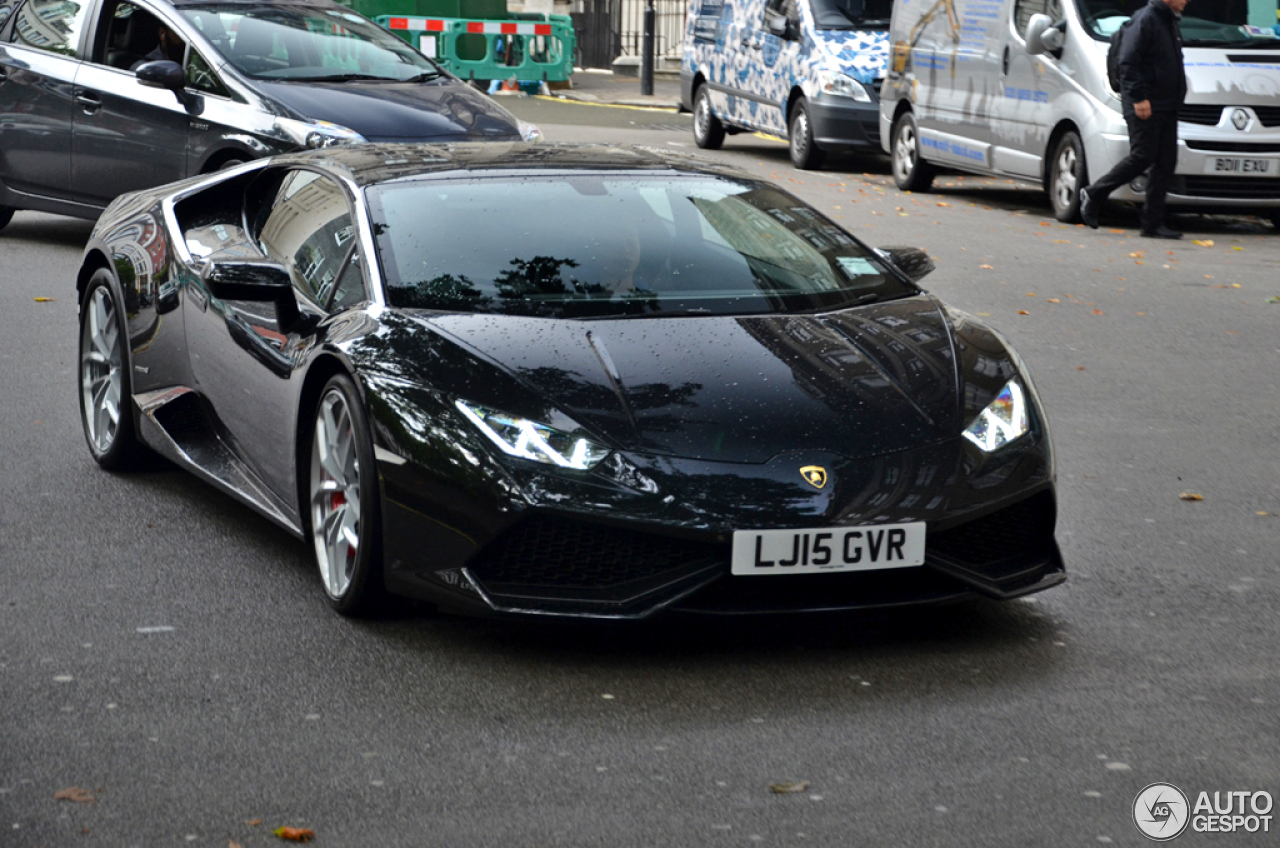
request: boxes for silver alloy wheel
[81,286,123,454]
[1054,144,1079,210]
[310,388,362,600]
[894,121,918,184]
[792,108,809,160]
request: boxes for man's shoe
[1079,187,1099,229]
[1140,226,1183,240]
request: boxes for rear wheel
[891,111,935,192]
[1049,131,1087,223]
[308,373,384,616]
[788,98,825,170]
[0,206,14,232]
[78,269,142,469]
[692,85,725,150]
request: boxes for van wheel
[1050,131,1087,223]
[789,98,825,170]
[0,206,14,232]
[892,112,934,191]
[693,86,725,150]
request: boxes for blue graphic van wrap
[681,0,891,169]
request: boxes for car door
[0,0,92,201]
[70,0,187,206]
[186,167,367,501]
[745,0,800,136]
[992,0,1067,177]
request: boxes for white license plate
[1205,157,1274,175]
[731,523,926,576]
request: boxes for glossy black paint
[0,0,523,225]
[78,143,1064,619]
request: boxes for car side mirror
[201,259,302,327]
[1024,13,1064,57]
[135,59,185,91]
[875,246,935,283]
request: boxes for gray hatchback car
[0,0,538,231]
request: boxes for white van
[681,0,893,169]
[879,0,1280,226]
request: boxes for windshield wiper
[289,73,395,82]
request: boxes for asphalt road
[3,101,1279,847]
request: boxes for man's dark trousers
[1087,110,1179,232]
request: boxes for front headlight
[962,380,1029,453]
[276,117,368,149]
[816,70,872,102]
[456,400,610,470]
[517,119,543,142]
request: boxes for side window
[12,0,91,55]
[187,48,229,96]
[257,170,365,312]
[97,3,186,71]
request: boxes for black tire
[218,158,247,170]
[692,85,725,150]
[78,268,143,470]
[891,111,935,192]
[1049,131,1087,223]
[788,98,825,170]
[306,373,385,617]
[0,206,14,232]
[1270,210,1280,231]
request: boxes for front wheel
[0,206,14,232]
[788,98,825,170]
[692,85,725,150]
[891,112,935,192]
[79,269,142,470]
[1049,131,1087,223]
[308,373,384,616]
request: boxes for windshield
[181,4,441,81]
[809,0,893,30]
[369,175,916,319]
[1079,0,1280,47]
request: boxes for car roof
[265,143,761,188]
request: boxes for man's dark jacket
[1116,0,1186,115]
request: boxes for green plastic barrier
[378,13,574,83]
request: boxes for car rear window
[367,174,916,319]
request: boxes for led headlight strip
[962,380,1029,453]
[455,400,610,470]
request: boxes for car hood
[418,297,962,464]
[254,78,521,140]
[810,28,889,84]
[1183,48,1280,104]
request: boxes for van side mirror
[1024,13,1064,56]
[764,11,793,39]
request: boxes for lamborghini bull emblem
[800,465,828,489]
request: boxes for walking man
[1080,0,1189,239]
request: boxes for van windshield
[809,0,892,30]
[1079,0,1280,47]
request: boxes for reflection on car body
[75,143,1065,621]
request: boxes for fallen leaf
[1039,222,1051,227]
[1232,246,1244,251]
[1231,283,1241,289]
[1179,493,1204,501]
[1092,309,1105,315]
[1258,512,1270,516]
[273,827,315,842]
[231,841,244,848]
[1135,311,1146,316]
[1047,298,1061,303]
[1017,310,1030,315]
[936,202,951,207]
[246,819,263,827]
[1204,275,1214,279]
[1076,366,1086,371]
[770,781,811,794]
[1109,229,1125,234]
[55,787,95,803]
[979,264,994,270]
[1192,239,1214,247]
[34,297,55,302]
[1026,293,1037,297]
